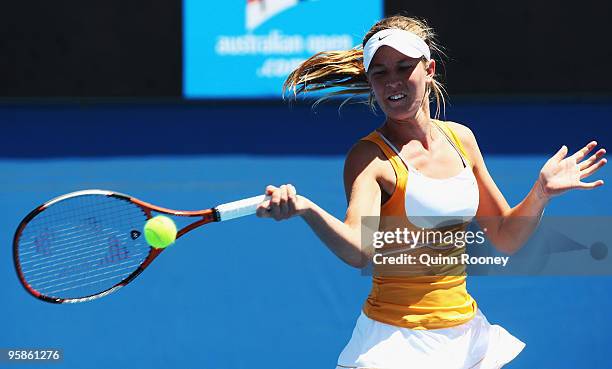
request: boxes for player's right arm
[258,141,382,268]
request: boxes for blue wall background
[2,102,611,368]
[3,101,611,157]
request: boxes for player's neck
[380,111,434,150]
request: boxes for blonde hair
[282,15,448,119]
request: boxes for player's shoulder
[344,136,387,174]
[346,136,386,160]
[442,120,478,150]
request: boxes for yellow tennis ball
[144,215,177,249]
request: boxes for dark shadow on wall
[2,100,611,158]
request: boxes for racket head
[13,190,155,303]
[13,190,215,304]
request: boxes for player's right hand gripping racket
[13,189,269,304]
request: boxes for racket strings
[20,200,139,269]
[27,255,148,285]
[19,218,130,254]
[17,195,151,299]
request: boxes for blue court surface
[1,103,611,369]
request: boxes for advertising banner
[184,0,382,98]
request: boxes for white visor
[363,29,431,72]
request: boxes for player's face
[366,46,435,121]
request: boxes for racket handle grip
[215,194,271,221]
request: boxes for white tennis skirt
[336,309,525,369]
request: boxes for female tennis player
[256,15,607,369]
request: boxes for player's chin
[382,106,419,121]
[380,99,419,119]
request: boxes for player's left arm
[447,122,606,254]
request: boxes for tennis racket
[13,189,269,304]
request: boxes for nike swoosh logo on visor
[378,35,390,41]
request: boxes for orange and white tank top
[361,119,480,330]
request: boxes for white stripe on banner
[246,0,299,31]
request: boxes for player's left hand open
[537,141,607,199]
[257,184,309,221]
